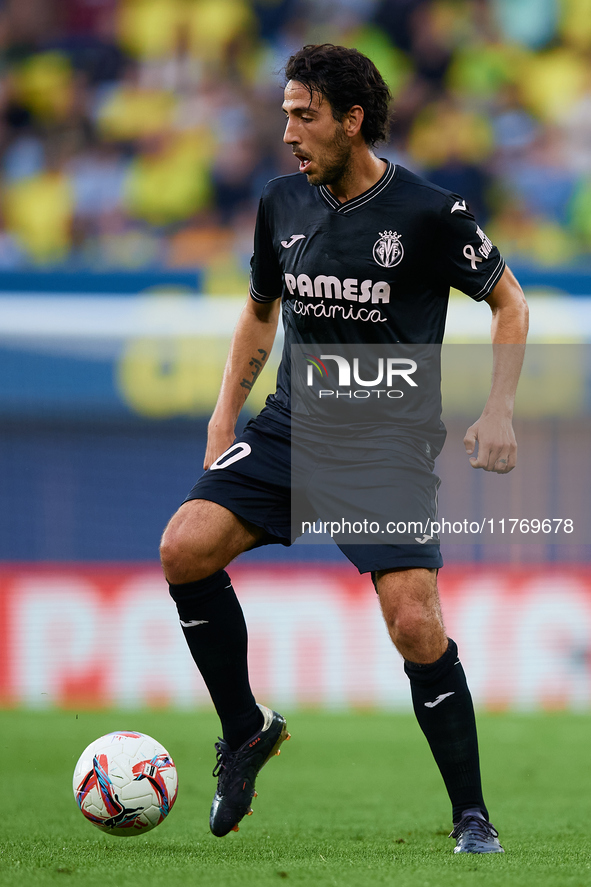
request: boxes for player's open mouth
[295,154,312,173]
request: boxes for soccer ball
[73,731,178,836]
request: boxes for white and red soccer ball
[73,731,178,836]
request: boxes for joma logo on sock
[424,691,455,708]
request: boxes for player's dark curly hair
[284,44,392,146]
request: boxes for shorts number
[209,442,252,471]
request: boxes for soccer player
[160,44,528,853]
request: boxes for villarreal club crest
[373,230,404,268]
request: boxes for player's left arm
[463,265,529,473]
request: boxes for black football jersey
[249,162,505,425]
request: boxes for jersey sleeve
[435,194,505,301]
[249,194,283,304]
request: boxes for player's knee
[385,606,437,655]
[159,530,188,584]
[159,525,215,585]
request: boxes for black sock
[169,570,263,750]
[404,638,488,823]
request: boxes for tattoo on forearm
[240,349,268,395]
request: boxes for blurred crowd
[1,0,591,288]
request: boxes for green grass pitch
[1,709,590,887]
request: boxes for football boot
[209,704,289,837]
[450,811,504,853]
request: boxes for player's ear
[342,105,364,138]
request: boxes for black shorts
[183,411,443,574]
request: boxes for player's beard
[306,123,353,189]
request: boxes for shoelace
[212,740,234,779]
[449,815,499,840]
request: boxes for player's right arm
[204,297,280,469]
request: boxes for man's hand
[203,424,236,470]
[465,267,527,474]
[463,412,517,473]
